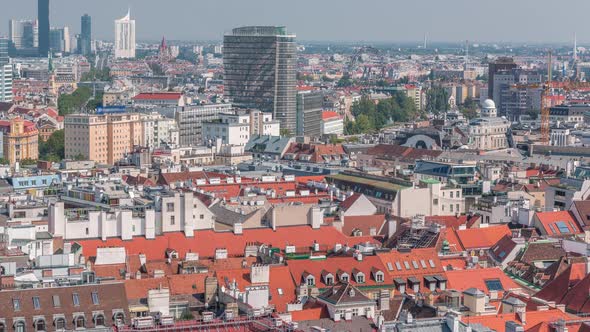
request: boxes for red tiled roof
[339,193,362,211]
[425,215,480,230]
[376,248,445,293]
[133,92,182,100]
[74,226,381,261]
[463,309,575,332]
[455,225,512,250]
[535,211,583,236]
[446,267,520,295]
[341,215,386,237]
[216,266,296,312]
[322,111,340,120]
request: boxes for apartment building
[0,118,39,165]
[202,109,279,146]
[64,113,142,165]
[175,103,232,146]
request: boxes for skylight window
[484,279,504,291]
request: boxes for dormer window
[306,275,315,286]
[340,273,349,283]
[375,271,384,283]
[355,272,365,284]
[326,276,334,285]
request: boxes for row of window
[13,292,100,311]
[0,312,124,332]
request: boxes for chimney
[505,321,524,332]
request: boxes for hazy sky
[0,0,587,43]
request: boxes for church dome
[482,99,496,109]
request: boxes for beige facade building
[64,113,142,165]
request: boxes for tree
[337,73,353,87]
[280,128,292,137]
[0,157,9,165]
[19,158,37,166]
[58,87,92,116]
[346,93,423,134]
[39,130,65,162]
[425,86,449,115]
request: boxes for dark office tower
[80,14,91,55]
[224,26,297,133]
[488,57,517,99]
[0,38,9,66]
[38,0,49,56]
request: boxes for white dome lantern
[481,99,497,118]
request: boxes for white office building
[0,65,12,103]
[114,10,135,59]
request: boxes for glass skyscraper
[38,0,49,56]
[223,26,297,133]
[0,38,12,102]
[80,14,91,55]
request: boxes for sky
[0,0,587,44]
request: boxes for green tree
[280,128,292,137]
[39,130,65,162]
[58,87,92,116]
[337,73,353,87]
[19,158,37,166]
[425,86,449,115]
[0,157,9,165]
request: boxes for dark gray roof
[318,283,373,305]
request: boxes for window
[341,274,349,283]
[484,279,504,291]
[94,315,105,327]
[72,293,80,306]
[170,216,175,225]
[200,214,204,219]
[0,322,5,332]
[14,321,25,332]
[12,298,20,311]
[306,275,315,286]
[52,295,60,307]
[450,192,454,198]
[113,312,125,324]
[91,292,99,305]
[34,319,45,332]
[356,273,365,283]
[326,276,334,285]
[85,228,89,235]
[32,296,40,309]
[75,316,85,329]
[167,202,175,212]
[375,272,384,283]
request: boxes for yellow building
[64,113,142,165]
[0,118,39,165]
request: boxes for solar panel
[428,259,436,268]
[395,262,402,271]
[412,261,419,269]
[485,279,504,291]
[387,262,394,271]
[420,260,427,268]
[404,261,411,270]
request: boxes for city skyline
[0,0,589,44]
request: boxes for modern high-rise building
[0,38,11,103]
[223,26,297,133]
[296,91,323,137]
[0,38,9,66]
[114,10,135,59]
[8,19,38,50]
[49,26,70,53]
[488,57,517,99]
[38,0,50,56]
[80,14,91,55]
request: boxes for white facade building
[0,64,12,102]
[141,112,179,148]
[468,99,510,150]
[202,110,280,146]
[114,10,136,59]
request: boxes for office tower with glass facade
[80,14,91,55]
[38,0,50,56]
[9,19,38,50]
[223,26,297,133]
[0,38,12,102]
[114,10,135,59]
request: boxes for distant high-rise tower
[114,9,135,59]
[9,19,38,50]
[488,57,517,99]
[0,37,12,102]
[38,0,49,56]
[80,14,91,55]
[574,32,578,62]
[223,26,297,133]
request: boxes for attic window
[278,288,283,295]
[420,260,427,269]
[404,261,411,270]
[412,261,420,269]
[428,259,436,268]
[395,262,402,271]
[386,262,394,271]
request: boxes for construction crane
[540,51,552,145]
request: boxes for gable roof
[454,225,512,250]
[535,211,583,236]
[318,283,373,305]
[341,215,386,237]
[445,267,520,295]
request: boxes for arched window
[34,319,45,332]
[74,316,85,329]
[113,312,125,324]
[14,321,25,332]
[0,321,5,332]
[93,315,105,327]
[54,318,66,331]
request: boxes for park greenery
[39,130,65,162]
[425,86,449,115]
[57,87,92,116]
[344,93,422,134]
